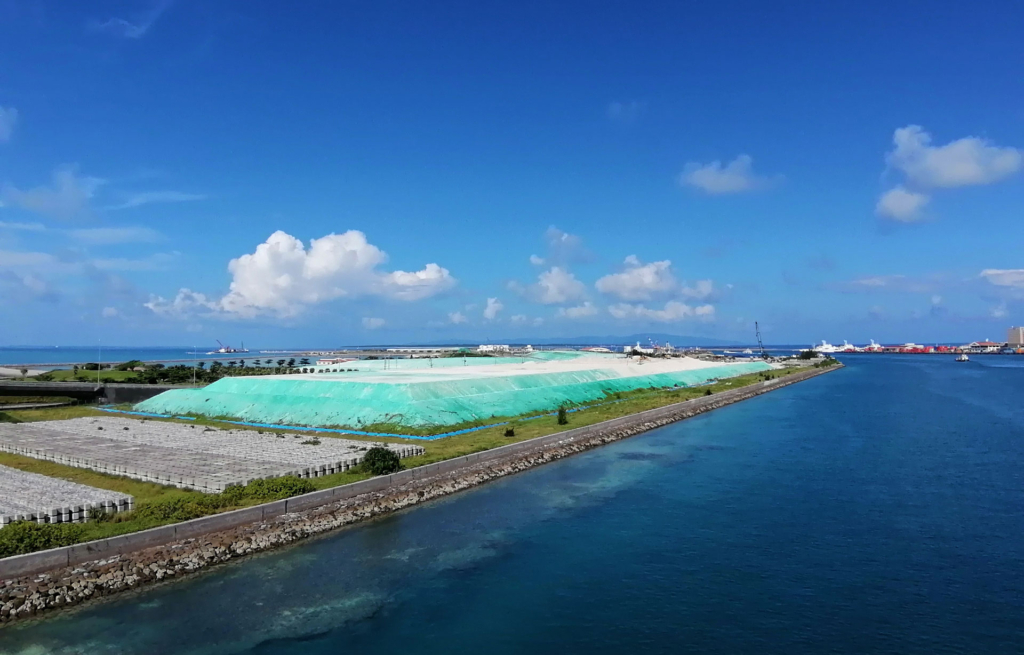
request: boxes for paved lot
[0,417,424,493]
[0,464,132,526]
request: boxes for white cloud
[991,303,1008,319]
[596,256,677,300]
[101,306,119,318]
[529,254,545,266]
[212,230,455,317]
[542,226,588,264]
[608,300,714,322]
[680,279,715,300]
[887,125,1021,188]
[510,314,528,324]
[89,0,171,39]
[362,317,385,330]
[607,100,645,123]
[145,289,220,316]
[980,269,1024,289]
[526,266,587,304]
[876,186,930,221]
[448,311,468,324]
[106,191,206,210]
[0,106,17,142]
[557,301,599,319]
[680,154,778,195]
[69,226,163,245]
[483,297,503,320]
[931,294,943,306]
[2,165,105,220]
[0,249,59,269]
[0,221,45,232]
[93,252,178,272]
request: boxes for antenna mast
[755,321,767,359]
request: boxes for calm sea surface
[2,355,1023,654]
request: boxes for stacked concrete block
[0,417,425,493]
[0,464,133,528]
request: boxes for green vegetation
[797,349,818,360]
[0,363,834,557]
[0,411,23,423]
[361,446,402,475]
[557,405,568,425]
[0,395,76,406]
[0,522,87,558]
[28,361,312,386]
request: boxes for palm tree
[287,358,296,367]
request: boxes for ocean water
[2,355,1024,654]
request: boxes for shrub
[797,349,817,360]
[504,426,515,437]
[227,476,314,502]
[557,405,568,425]
[362,446,402,475]
[0,522,87,557]
[0,411,22,424]
[704,388,713,396]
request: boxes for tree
[19,368,28,378]
[277,359,286,368]
[557,405,568,425]
[299,358,310,366]
[197,362,205,369]
[287,358,296,367]
[797,349,817,360]
[361,447,401,475]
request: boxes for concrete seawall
[0,365,840,624]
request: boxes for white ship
[812,340,838,354]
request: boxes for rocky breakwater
[0,365,839,625]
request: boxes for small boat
[955,354,969,362]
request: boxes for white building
[478,344,512,353]
[1009,327,1024,347]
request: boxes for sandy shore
[0,367,45,379]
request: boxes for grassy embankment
[0,361,836,556]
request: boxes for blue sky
[1,0,1022,347]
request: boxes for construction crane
[755,321,768,359]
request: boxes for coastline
[0,364,840,626]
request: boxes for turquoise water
[2,355,1024,653]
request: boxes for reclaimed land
[0,363,839,625]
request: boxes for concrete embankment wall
[0,382,179,405]
[0,365,837,587]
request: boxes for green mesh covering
[135,354,771,429]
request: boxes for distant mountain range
[414,333,742,347]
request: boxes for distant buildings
[1009,327,1024,347]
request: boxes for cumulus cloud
[877,126,1022,223]
[483,297,503,320]
[887,125,1021,188]
[980,269,1024,289]
[0,271,56,303]
[991,303,1008,319]
[0,106,17,142]
[145,289,220,317]
[596,256,676,301]
[101,306,119,318]
[542,226,589,265]
[362,317,385,329]
[608,300,714,322]
[557,301,599,319]
[875,186,930,221]
[510,314,528,324]
[448,311,468,324]
[2,165,105,220]
[148,230,455,319]
[519,266,587,304]
[680,154,778,195]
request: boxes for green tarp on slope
[136,357,771,429]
